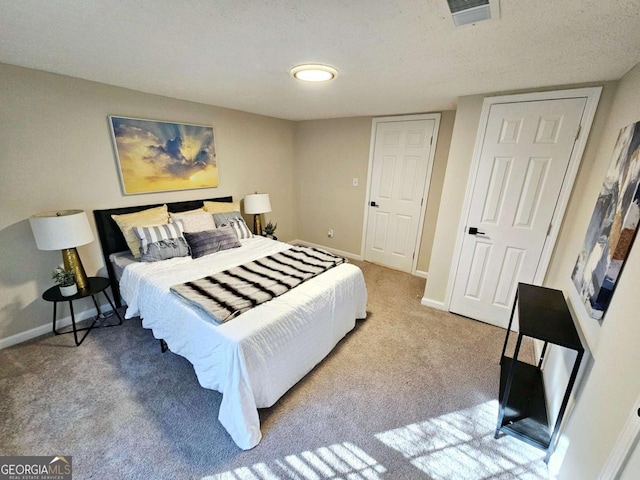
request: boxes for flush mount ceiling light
[290,64,338,82]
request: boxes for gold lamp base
[61,247,89,292]
[253,214,263,236]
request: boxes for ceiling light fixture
[290,64,337,82]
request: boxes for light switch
[352,177,359,187]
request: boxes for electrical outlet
[352,177,359,187]
[327,229,334,238]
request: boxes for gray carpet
[0,261,548,479]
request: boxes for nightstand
[42,276,123,346]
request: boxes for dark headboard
[93,196,233,307]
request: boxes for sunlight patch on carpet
[374,400,548,479]
[201,442,386,479]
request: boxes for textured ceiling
[1,0,640,120]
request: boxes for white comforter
[119,237,367,449]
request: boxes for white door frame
[360,113,441,276]
[443,87,602,311]
[598,390,640,479]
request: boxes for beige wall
[0,63,295,341]
[294,117,372,255]
[557,62,640,479]
[422,96,485,303]
[294,113,454,272]
[416,110,455,272]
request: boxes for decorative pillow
[133,222,190,262]
[184,226,241,259]
[139,238,190,262]
[133,221,185,255]
[212,211,253,239]
[111,205,169,258]
[169,210,216,233]
[203,200,240,214]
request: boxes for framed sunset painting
[109,116,218,194]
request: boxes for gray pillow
[184,225,241,259]
[140,238,191,262]
[212,211,253,239]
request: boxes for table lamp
[29,210,94,292]
[244,193,271,235]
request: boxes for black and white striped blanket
[170,246,346,323]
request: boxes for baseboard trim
[414,269,428,279]
[421,297,446,311]
[0,301,112,350]
[290,239,363,261]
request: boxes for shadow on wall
[1,220,42,286]
[0,219,95,340]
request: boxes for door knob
[468,227,486,235]
[370,201,379,207]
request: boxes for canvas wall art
[109,116,218,194]
[572,120,640,321]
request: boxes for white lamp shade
[244,193,272,214]
[29,210,94,251]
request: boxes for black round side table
[42,277,123,346]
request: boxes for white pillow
[170,210,216,233]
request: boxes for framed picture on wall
[109,116,218,195]
[571,120,640,321]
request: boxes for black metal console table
[495,283,584,463]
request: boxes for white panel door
[365,119,436,272]
[450,98,587,327]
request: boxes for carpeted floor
[0,261,548,479]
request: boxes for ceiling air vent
[447,0,494,26]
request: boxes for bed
[93,197,368,449]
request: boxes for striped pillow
[212,212,253,239]
[184,225,241,259]
[133,222,185,255]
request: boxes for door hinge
[430,136,433,145]
[575,125,581,141]
[547,223,552,236]
[412,252,415,260]
[421,198,424,206]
